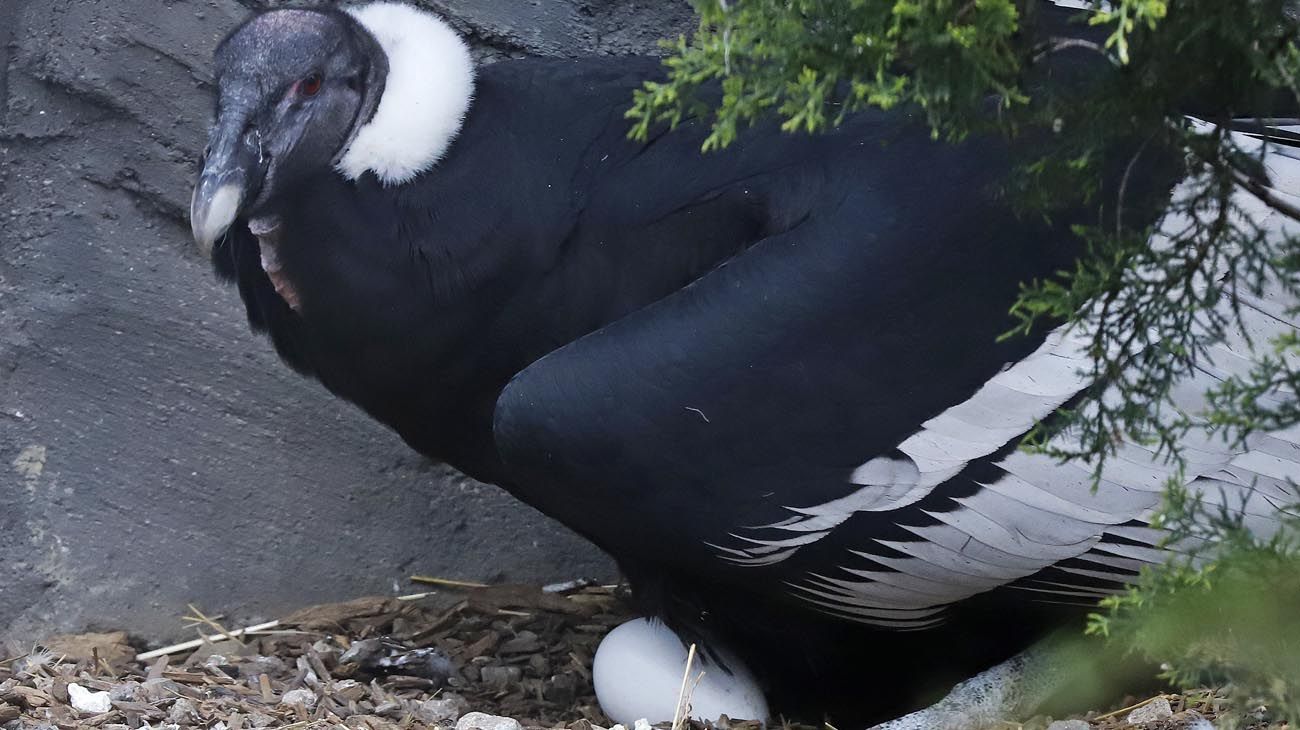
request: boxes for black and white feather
[705,129,1300,628]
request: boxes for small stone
[109,681,141,702]
[1046,721,1090,730]
[542,672,578,704]
[168,698,198,724]
[456,712,523,730]
[247,712,276,728]
[498,632,542,655]
[66,683,112,714]
[189,639,254,665]
[1171,711,1215,730]
[311,640,338,659]
[331,679,366,702]
[526,654,550,677]
[633,720,652,730]
[240,656,287,676]
[280,689,317,710]
[1127,698,1174,725]
[415,694,469,724]
[479,665,522,689]
[138,680,183,703]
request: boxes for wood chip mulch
[0,583,632,730]
[0,584,1290,730]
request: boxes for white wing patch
[732,326,1095,546]
[711,125,1300,627]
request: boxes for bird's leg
[867,640,1071,730]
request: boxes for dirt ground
[0,584,1288,730]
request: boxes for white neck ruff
[336,2,475,186]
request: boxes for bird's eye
[297,73,323,97]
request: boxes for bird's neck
[335,2,476,186]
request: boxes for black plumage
[192,3,1296,724]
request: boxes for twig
[409,576,490,589]
[672,643,701,730]
[541,578,599,594]
[181,613,227,629]
[1116,137,1153,239]
[1032,37,1116,65]
[396,591,437,602]
[186,604,244,647]
[1227,164,1300,222]
[1093,693,1179,721]
[137,621,281,661]
[139,589,438,661]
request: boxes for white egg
[593,618,769,727]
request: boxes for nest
[0,582,629,730]
[0,582,1287,730]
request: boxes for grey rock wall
[0,0,693,645]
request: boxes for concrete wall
[0,0,693,644]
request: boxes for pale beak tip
[190,180,243,256]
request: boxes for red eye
[298,73,322,97]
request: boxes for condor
[190,2,1299,727]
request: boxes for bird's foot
[868,645,1063,730]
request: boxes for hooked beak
[190,115,267,255]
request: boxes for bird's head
[190,2,474,254]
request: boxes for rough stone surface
[1046,721,1090,730]
[1172,711,1217,730]
[1127,697,1176,725]
[0,0,692,644]
[66,683,111,714]
[416,694,470,725]
[278,689,317,710]
[456,712,524,730]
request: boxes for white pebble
[634,721,653,730]
[279,688,318,709]
[1127,697,1174,724]
[417,695,469,724]
[68,682,113,714]
[168,698,198,724]
[1180,711,1217,730]
[1046,721,1090,730]
[456,712,523,730]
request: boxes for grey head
[191,7,387,254]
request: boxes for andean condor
[188,2,1300,727]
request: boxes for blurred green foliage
[1088,498,1300,726]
